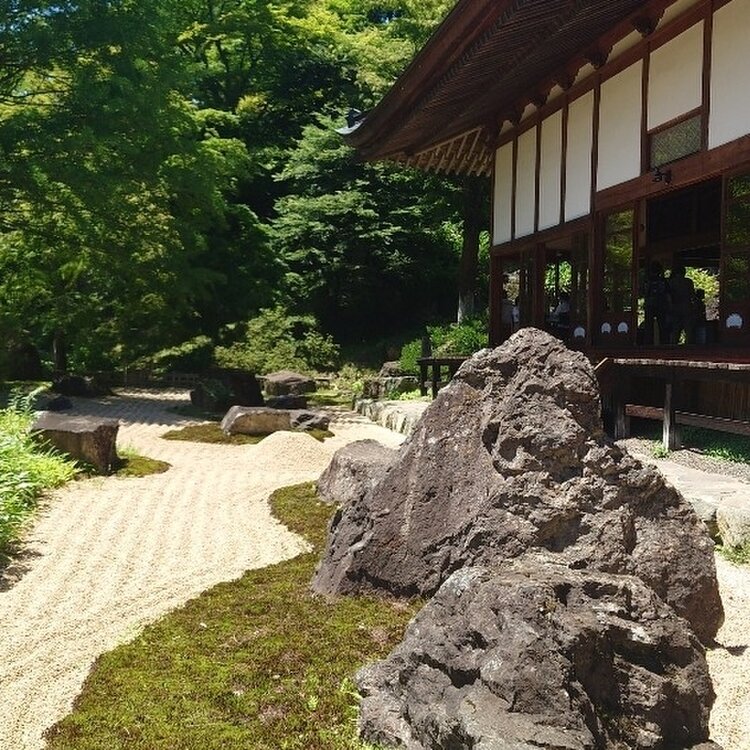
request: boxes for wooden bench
[600,357,750,450]
[417,356,468,398]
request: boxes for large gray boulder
[290,409,330,432]
[264,370,316,396]
[220,406,291,435]
[32,413,119,474]
[358,560,718,750]
[317,440,396,506]
[312,328,723,644]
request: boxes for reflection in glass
[603,210,634,313]
[728,174,750,200]
[725,198,750,248]
[724,253,750,303]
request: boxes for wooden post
[663,379,681,451]
[614,396,630,439]
[419,361,428,397]
[431,363,440,399]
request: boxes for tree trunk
[457,176,486,324]
[52,329,68,373]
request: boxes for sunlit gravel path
[0,389,404,750]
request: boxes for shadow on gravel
[0,545,42,592]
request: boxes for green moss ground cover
[162,423,333,444]
[113,449,171,478]
[45,483,418,750]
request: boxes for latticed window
[649,114,702,169]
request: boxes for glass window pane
[728,174,750,200]
[603,210,634,313]
[725,198,750,248]
[724,253,750,303]
[650,115,701,169]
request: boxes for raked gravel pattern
[0,389,405,750]
[707,556,750,749]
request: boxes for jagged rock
[220,406,291,435]
[290,410,330,432]
[317,440,396,506]
[32,413,119,474]
[358,560,716,750]
[362,376,419,400]
[264,370,316,396]
[212,368,264,407]
[378,361,403,377]
[52,374,110,398]
[190,370,263,412]
[267,394,309,410]
[312,328,722,644]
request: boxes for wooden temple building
[343,0,750,444]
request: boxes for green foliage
[0,392,77,550]
[395,389,428,402]
[138,336,216,375]
[162,423,266,445]
[399,338,423,376]
[215,307,340,374]
[45,483,419,750]
[272,116,463,341]
[718,542,750,565]
[431,318,488,356]
[399,319,487,375]
[682,427,750,465]
[0,0,463,370]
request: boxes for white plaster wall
[610,30,642,62]
[710,0,750,149]
[515,127,537,238]
[565,90,594,221]
[597,61,643,191]
[538,110,563,231]
[658,0,703,29]
[492,142,514,245]
[648,22,703,129]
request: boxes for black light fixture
[653,165,672,185]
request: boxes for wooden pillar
[431,363,440,399]
[419,361,428,397]
[612,368,630,440]
[663,377,681,451]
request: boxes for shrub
[137,336,215,375]
[399,338,423,376]
[399,318,488,376]
[431,318,488,356]
[215,307,340,374]
[0,390,77,550]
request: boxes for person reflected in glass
[643,261,671,345]
[668,263,695,344]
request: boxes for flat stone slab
[628,451,750,548]
[221,406,291,435]
[32,412,119,475]
[354,399,429,436]
[263,370,316,396]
